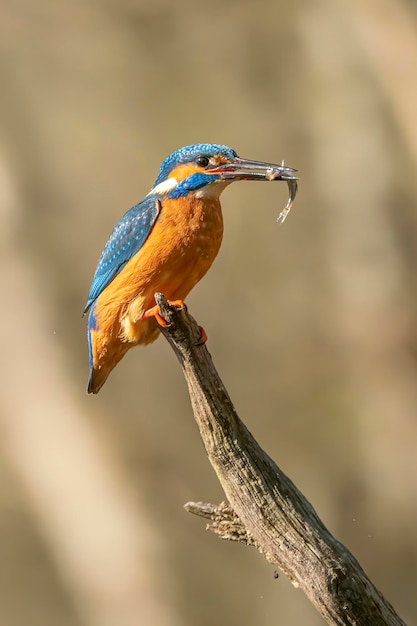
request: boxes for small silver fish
[266,160,299,223]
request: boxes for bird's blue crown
[153,143,237,186]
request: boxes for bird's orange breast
[94,191,224,347]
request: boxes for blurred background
[1,0,417,624]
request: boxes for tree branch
[154,293,406,626]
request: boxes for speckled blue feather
[84,195,160,312]
[154,144,237,186]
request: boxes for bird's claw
[141,299,187,327]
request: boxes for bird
[84,143,297,394]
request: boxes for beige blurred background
[1,0,417,624]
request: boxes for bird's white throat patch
[149,177,230,199]
[148,177,178,195]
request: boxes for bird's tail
[87,303,129,394]
[87,303,103,394]
[88,369,108,395]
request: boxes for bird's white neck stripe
[148,177,178,195]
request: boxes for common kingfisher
[84,143,297,394]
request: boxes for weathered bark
[155,293,406,626]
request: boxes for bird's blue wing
[84,195,161,313]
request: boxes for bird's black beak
[210,157,298,183]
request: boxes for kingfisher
[84,143,297,394]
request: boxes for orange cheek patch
[169,163,203,180]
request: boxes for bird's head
[150,143,297,200]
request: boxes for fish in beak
[209,156,298,223]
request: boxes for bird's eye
[196,155,210,168]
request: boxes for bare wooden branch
[154,293,406,626]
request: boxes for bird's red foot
[141,300,186,327]
[197,325,208,345]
